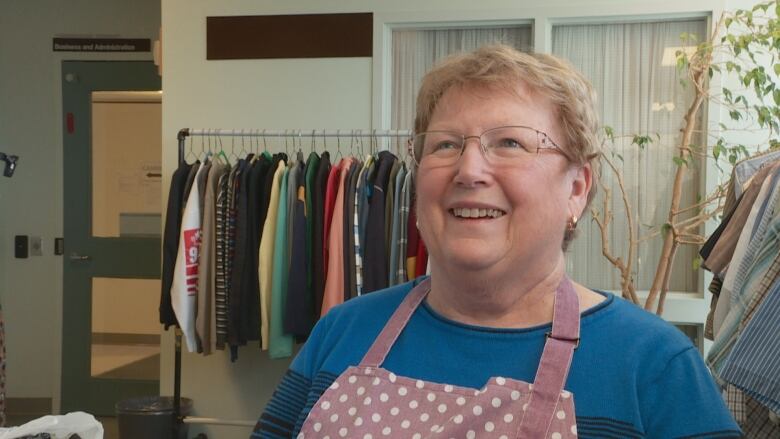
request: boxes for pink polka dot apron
[299,277,580,438]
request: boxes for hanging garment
[228,159,253,351]
[708,167,780,371]
[724,250,780,435]
[343,160,361,300]
[322,159,343,310]
[385,160,402,264]
[172,161,207,352]
[270,166,294,358]
[389,164,407,286]
[286,162,312,338]
[312,152,331,322]
[363,151,398,293]
[160,161,195,328]
[304,152,321,304]
[407,201,420,278]
[415,232,429,278]
[705,162,780,274]
[287,157,302,273]
[395,169,413,284]
[196,160,213,225]
[259,159,287,349]
[358,158,376,262]
[297,276,580,438]
[719,277,780,414]
[245,156,272,343]
[321,158,353,315]
[196,161,229,354]
[214,170,231,350]
[354,155,374,296]
[224,165,240,361]
[733,150,780,198]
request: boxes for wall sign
[53,38,151,52]
[206,13,372,60]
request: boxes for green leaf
[729,154,738,165]
[775,63,780,76]
[673,156,688,167]
[725,17,733,28]
[662,223,672,237]
[604,126,614,140]
[693,256,703,271]
[632,135,652,149]
[729,110,741,120]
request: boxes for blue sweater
[253,279,740,438]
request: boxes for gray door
[61,61,161,414]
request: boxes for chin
[437,243,506,273]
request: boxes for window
[391,26,533,130]
[553,19,707,293]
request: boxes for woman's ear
[568,162,592,219]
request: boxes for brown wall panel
[207,13,373,60]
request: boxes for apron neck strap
[359,276,580,369]
[360,278,431,368]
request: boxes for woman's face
[415,82,591,277]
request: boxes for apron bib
[299,277,581,438]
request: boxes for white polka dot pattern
[298,366,577,438]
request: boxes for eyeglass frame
[407,125,568,167]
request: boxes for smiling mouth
[450,208,506,219]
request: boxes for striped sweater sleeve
[251,370,339,438]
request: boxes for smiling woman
[252,45,740,439]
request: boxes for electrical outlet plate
[30,236,43,256]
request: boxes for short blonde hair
[413,44,601,248]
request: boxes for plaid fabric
[741,251,780,327]
[396,170,412,284]
[728,384,780,437]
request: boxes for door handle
[69,253,91,261]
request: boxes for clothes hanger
[185,131,197,163]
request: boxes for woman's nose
[453,137,491,187]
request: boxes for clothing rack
[171,127,412,438]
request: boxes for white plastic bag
[0,411,103,439]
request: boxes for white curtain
[391,27,533,131]
[553,20,706,293]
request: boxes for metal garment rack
[172,127,411,438]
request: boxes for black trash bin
[116,396,192,439]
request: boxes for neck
[425,255,567,328]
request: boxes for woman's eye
[496,138,523,149]
[433,140,459,151]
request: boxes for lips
[450,207,506,219]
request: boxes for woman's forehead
[432,81,557,124]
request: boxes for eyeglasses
[409,125,564,167]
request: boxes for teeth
[452,208,505,219]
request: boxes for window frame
[374,6,726,352]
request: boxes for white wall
[0,0,159,408]
[162,1,748,438]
